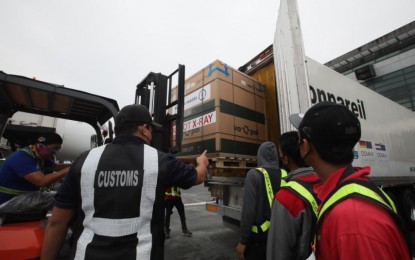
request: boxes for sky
[1,0,415,111]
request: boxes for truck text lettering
[309,85,367,120]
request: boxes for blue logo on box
[208,63,230,77]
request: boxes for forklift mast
[135,65,185,153]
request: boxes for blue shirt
[0,148,53,204]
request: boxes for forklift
[0,65,185,259]
[135,64,185,153]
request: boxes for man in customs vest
[41,104,209,260]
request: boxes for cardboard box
[178,107,262,141]
[185,60,263,96]
[233,135,261,156]
[175,59,267,157]
[182,108,234,138]
[185,68,204,95]
[203,60,234,87]
[232,69,255,94]
[255,95,265,114]
[180,133,235,156]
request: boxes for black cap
[37,133,63,145]
[289,102,361,153]
[115,104,162,128]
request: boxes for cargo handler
[236,141,286,260]
[164,186,192,238]
[290,101,411,260]
[267,131,320,260]
[0,133,69,212]
[41,104,209,260]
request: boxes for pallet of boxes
[172,60,267,178]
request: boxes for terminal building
[325,21,415,111]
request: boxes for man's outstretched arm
[41,207,75,260]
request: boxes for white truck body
[274,0,415,183]
[2,112,98,162]
[305,58,415,182]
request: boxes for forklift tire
[400,188,415,231]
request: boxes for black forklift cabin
[0,71,119,153]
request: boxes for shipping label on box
[175,108,236,139]
[173,110,217,138]
[172,83,212,114]
[183,111,217,132]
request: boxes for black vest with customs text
[72,143,163,260]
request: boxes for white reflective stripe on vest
[74,144,158,260]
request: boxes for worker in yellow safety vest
[289,101,411,260]
[236,141,287,260]
[164,186,192,239]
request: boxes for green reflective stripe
[165,187,181,196]
[0,185,27,195]
[251,167,277,234]
[20,147,43,172]
[251,220,270,233]
[285,181,319,217]
[20,147,35,158]
[281,169,288,178]
[251,225,258,233]
[261,220,270,232]
[251,168,288,234]
[319,183,393,221]
[380,188,397,213]
[256,167,273,208]
[280,169,288,187]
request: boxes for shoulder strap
[20,147,36,158]
[283,178,321,218]
[319,178,412,257]
[280,168,288,187]
[20,147,44,173]
[319,181,395,220]
[256,167,274,208]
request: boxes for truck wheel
[400,189,415,230]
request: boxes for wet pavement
[165,184,239,260]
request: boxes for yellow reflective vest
[251,167,288,234]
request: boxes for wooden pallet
[177,152,257,177]
[210,168,249,177]
[211,153,256,168]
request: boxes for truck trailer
[204,0,415,230]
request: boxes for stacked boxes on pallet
[172,60,266,157]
